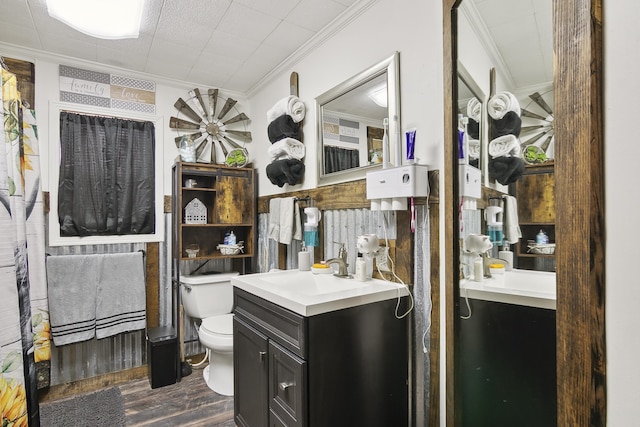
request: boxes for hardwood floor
[120,366,235,426]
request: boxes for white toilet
[180,271,238,396]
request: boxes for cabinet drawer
[234,288,307,358]
[269,341,307,427]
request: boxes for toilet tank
[180,271,239,319]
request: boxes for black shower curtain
[58,112,155,236]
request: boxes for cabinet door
[269,341,307,427]
[234,317,269,427]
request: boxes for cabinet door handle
[279,381,294,391]
[259,351,266,362]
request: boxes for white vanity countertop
[232,269,409,316]
[460,269,556,310]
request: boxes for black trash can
[147,326,177,389]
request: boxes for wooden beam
[554,0,606,424]
[38,366,148,403]
[145,242,160,329]
[442,1,458,425]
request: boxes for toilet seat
[198,314,233,352]
[201,313,233,335]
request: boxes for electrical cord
[376,210,414,320]
[460,286,472,319]
[420,204,432,354]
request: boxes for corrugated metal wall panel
[258,208,400,276]
[46,242,148,385]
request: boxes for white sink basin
[232,269,409,316]
[461,269,556,309]
[257,272,367,296]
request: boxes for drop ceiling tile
[154,21,217,47]
[202,29,261,61]
[0,21,42,50]
[0,0,37,28]
[148,38,201,65]
[156,0,231,30]
[262,21,315,52]
[286,0,347,32]
[192,49,244,72]
[216,2,281,42]
[96,35,154,71]
[145,54,193,82]
[138,0,164,37]
[42,38,98,63]
[186,56,239,87]
[233,0,300,20]
[334,0,358,6]
[96,46,148,71]
[224,45,289,90]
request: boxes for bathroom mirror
[316,52,401,186]
[444,0,605,425]
[458,0,553,273]
[457,61,486,174]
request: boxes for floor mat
[40,386,125,427]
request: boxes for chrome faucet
[325,243,350,278]
[482,251,510,278]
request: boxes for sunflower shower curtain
[1,68,48,426]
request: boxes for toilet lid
[201,314,233,335]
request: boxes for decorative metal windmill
[519,89,554,163]
[170,88,251,164]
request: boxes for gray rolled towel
[491,111,522,139]
[266,159,305,187]
[467,118,479,139]
[268,114,302,143]
[488,156,525,185]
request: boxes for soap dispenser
[355,252,367,281]
[536,229,549,245]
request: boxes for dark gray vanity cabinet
[459,298,556,427]
[233,287,409,427]
[234,318,270,427]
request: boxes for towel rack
[294,195,311,204]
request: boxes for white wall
[249,0,443,197]
[605,0,640,424]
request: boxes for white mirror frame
[48,101,165,246]
[316,52,401,186]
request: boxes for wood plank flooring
[119,367,235,426]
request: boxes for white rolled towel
[488,91,521,120]
[468,139,480,159]
[489,134,521,158]
[268,137,306,161]
[467,98,482,122]
[267,95,306,123]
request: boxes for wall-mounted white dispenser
[366,164,430,200]
[458,164,481,199]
